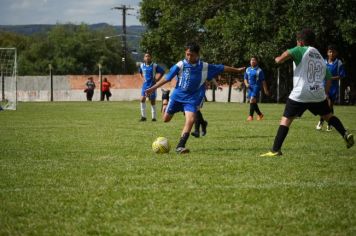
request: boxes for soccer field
[1,102,355,235]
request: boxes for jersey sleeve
[259,69,265,81]
[338,61,346,78]
[165,65,180,81]
[156,64,165,74]
[287,46,304,66]
[207,64,224,81]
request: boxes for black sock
[328,116,346,137]
[272,125,289,152]
[254,103,262,115]
[195,111,203,132]
[320,117,324,123]
[249,103,254,116]
[330,107,334,114]
[177,132,190,148]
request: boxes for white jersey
[289,47,327,102]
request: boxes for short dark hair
[184,42,200,54]
[144,51,152,56]
[296,29,315,46]
[327,44,338,51]
[251,55,259,62]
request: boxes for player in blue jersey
[145,42,245,154]
[139,52,165,121]
[316,45,346,131]
[244,56,270,121]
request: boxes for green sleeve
[287,46,308,66]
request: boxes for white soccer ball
[152,137,170,154]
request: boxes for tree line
[0,24,137,75]
[139,0,356,102]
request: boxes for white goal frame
[0,48,17,110]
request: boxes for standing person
[145,42,245,154]
[316,45,346,131]
[101,78,111,101]
[139,52,165,121]
[85,77,95,101]
[191,79,222,138]
[244,56,270,121]
[261,29,354,157]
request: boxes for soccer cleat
[326,125,332,132]
[139,117,147,122]
[344,131,354,149]
[316,121,323,130]
[176,147,190,154]
[257,113,264,120]
[260,150,282,157]
[191,131,200,138]
[201,121,208,136]
[247,116,253,121]
[152,118,157,122]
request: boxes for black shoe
[139,117,147,122]
[152,118,157,122]
[191,131,200,138]
[176,147,190,154]
[201,121,208,136]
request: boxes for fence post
[49,64,53,102]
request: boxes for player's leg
[149,93,157,121]
[318,100,354,148]
[247,92,254,121]
[326,97,335,131]
[176,111,195,154]
[161,89,170,113]
[191,97,205,138]
[261,99,305,156]
[140,95,147,121]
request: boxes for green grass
[0,101,355,235]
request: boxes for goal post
[0,48,17,110]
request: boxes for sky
[0,0,142,26]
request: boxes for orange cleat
[257,113,264,120]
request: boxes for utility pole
[112,5,134,74]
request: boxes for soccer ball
[152,137,170,154]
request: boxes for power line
[111,5,135,74]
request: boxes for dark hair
[184,42,200,54]
[296,29,315,46]
[327,44,338,51]
[144,51,152,56]
[251,55,259,62]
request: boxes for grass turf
[0,101,355,235]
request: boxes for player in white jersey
[261,29,354,157]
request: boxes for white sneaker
[316,121,323,130]
[326,125,333,132]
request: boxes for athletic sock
[272,125,289,152]
[254,103,262,116]
[320,118,324,123]
[249,103,254,116]
[331,107,334,114]
[151,105,157,120]
[140,102,146,118]
[328,116,346,137]
[177,132,190,148]
[195,111,203,132]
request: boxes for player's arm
[223,66,245,74]
[212,78,222,90]
[275,50,292,64]
[262,80,270,96]
[145,77,169,97]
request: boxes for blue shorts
[328,89,338,102]
[196,96,205,109]
[248,86,261,99]
[141,87,156,100]
[166,99,197,115]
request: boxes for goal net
[0,48,17,110]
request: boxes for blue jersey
[139,63,165,88]
[325,58,345,91]
[165,59,224,104]
[244,66,265,87]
